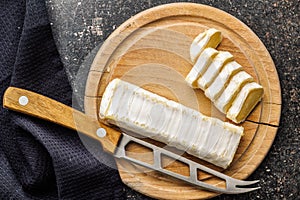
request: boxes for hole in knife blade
[196,168,226,189]
[161,154,190,177]
[125,141,154,165]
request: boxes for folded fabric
[0,0,125,199]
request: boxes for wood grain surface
[84,3,281,199]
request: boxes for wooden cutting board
[84,3,281,199]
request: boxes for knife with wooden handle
[3,87,121,153]
[3,87,259,194]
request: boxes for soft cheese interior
[186,48,218,88]
[100,78,244,169]
[187,28,264,123]
[190,28,222,63]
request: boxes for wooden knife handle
[3,87,121,154]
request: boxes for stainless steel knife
[3,87,259,194]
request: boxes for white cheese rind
[205,61,243,101]
[186,48,218,88]
[190,28,222,63]
[226,82,264,123]
[100,79,244,169]
[215,71,254,113]
[99,79,120,119]
[197,51,234,90]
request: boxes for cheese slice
[197,51,234,90]
[100,79,244,168]
[215,71,254,113]
[187,28,264,124]
[190,28,222,63]
[186,48,218,88]
[205,61,243,101]
[227,82,264,123]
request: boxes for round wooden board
[84,3,281,200]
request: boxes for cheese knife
[3,87,260,194]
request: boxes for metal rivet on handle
[19,96,29,106]
[96,128,107,138]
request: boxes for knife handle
[3,87,121,154]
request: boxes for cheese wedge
[205,61,243,101]
[186,48,218,88]
[197,51,234,90]
[190,28,222,63]
[227,82,264,123]
[215,71,254,113]
[100,79,244,168]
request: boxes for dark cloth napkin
[0,0,125,199]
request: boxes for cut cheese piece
[186,48,218,88]
[215,71,254,113]
[187,28,265,124]
[197,51,234,90]
[190,28,222,63]
[205,61,243,101]
[227,82,264,123]
[100,79,244,169]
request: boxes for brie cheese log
[205,61,243,101]
[215,71,254,113]
[227,82,264,123]
[190,28,222,63]
[186,48,218,88]
[197,51,234,90]
[100,79,244,169]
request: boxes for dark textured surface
[0,0,125,199]
[44,0,299,199]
